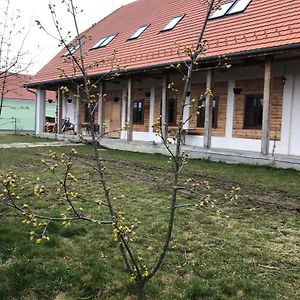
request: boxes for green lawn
[0,145,299,299]
[0,134,53,144]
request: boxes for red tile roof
[31,0,300,85]
[2,73,35,100]
[2,73,56,101]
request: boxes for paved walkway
[0,141,82,149]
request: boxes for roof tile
[31,0,300,85]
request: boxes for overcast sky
[5,0,135,75]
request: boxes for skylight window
[128,25,149,40]
[64,43,80,56]
[92,34,117,49]
[209,1,234,19]
[227,0,252,15]
[161,15,185,32]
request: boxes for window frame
[167,98,177,126]
[64,43,80,56]
[208,0,252,20]
[84,104,95,123]
[128,24,150,40]
[227,0,252,15]
[91,34,118,50]
[161,14,185,32]
[133,99,145,124]
[196,96,219,129]
[243,94,264,129]
[209,1,235,20]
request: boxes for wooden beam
[261,58,272,155]
[161,74,168,140]
[203,69,214,148]
[127,77,133,141]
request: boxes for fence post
[14,117,17,134]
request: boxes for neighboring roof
[1,73,56,101]
[30,0,300,85]
[2,73,35,100]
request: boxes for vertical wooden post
[98,81,104,136]
[161,74,168,140]
[261,58,272,155]
[204,69,213,148]
[121,88,127,139]
[57,87,63,134]
[127,77,133,141]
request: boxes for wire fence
[0,117,17,134]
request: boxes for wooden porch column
[127,77,133,141]
[204,69,214,148]
[161,74,168,140]
[261,58,272,155]
[57,87,63,134]
[98,81,104,136]
[121,88,127,139]
[35,88,46,134]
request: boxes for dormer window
[161,14,185,32]
[128,25,149,40]
[91,34,117,49]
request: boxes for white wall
[62,96,76,125]
[287,62,300,155]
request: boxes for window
[167,98,177,125]
[91,34,117,49]
[133,100,144,124]
[197,96,219,128]
[64,43,80,56]
[209,1,234,19]
[84,105,95,123]
[209,0,252,19]
[227,0,252,15]
[128,25,149,40]
[243,94,263,129]
[161,15,185,32]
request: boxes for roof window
[64,43,80,56]
[227,0,252,14]
[92,34,117,49]
[209,1,234,19]
[161,15,185,32]
[209,0,252,20]
[128,25,149,40]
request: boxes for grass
[0,145,299,299]
[0,134,54,144]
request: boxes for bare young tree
[0,0,32,115]
[1,1,240,299]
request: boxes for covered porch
[34,55,300,158]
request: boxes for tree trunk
[137,282,145,300]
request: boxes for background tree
[0,0,33,115]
